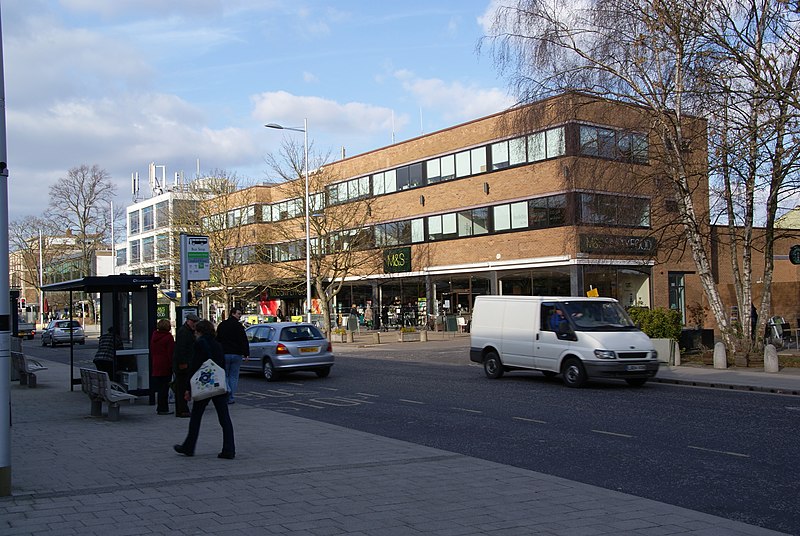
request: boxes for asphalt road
[25,336,800,534]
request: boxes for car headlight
[594,349,617,359]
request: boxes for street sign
[183,234,210,281]
[790,245,800,265]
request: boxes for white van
[469,296,659,387]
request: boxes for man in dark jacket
[216,307,249,404]
[172,313,199,417]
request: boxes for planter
[330,333,347,344]
[651,338,679,365]
[398,332,419,343]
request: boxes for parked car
[41,319,86,347]
[241,322,334,381]
[16,321,36,340]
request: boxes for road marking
[591,429,634,438]
[356,392,379,397]
[320,387,339,391]
[399,399,424,404]
[688,445,750,458]
[285,382,304,386]
[451,407,482,414]
[513,417,547,424]
[786,406,800,411]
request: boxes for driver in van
[549,307,568,332]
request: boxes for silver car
[41,320,86,346]
[241,322,334,381]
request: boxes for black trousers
[179,393,235,456]
[151,375,171,413]
[174,370,190,416]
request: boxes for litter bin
[444,315,458,332]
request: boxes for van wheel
[626,378,647,387]
[562,358,587,388]
[483,351,504,379]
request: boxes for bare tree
[482,0,800,355]
[172,169,260,313]
[265,138,386,333]
[48,164,116,278]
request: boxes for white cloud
[394,70,514,123]
[303,71,319,83]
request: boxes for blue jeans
[224,354,243,402]
[180,393,235,456]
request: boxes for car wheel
[79,340,85,345]
[41,337,47,347]
[541,370,558,378]
[625,378,648,387]
[562,357,587,388]
[483,350,504,379]
[262,359,278,382]
[315,367,331,378]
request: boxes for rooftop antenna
[196,158,200,179]
[131,171,140,201]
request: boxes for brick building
[204,92,796,331]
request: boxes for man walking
[216,307,249,404]
[173,313,199,418]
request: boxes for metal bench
[79,368,137,421]
[11,352,48,387]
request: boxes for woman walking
[173,319,236,459]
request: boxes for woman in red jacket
[151,319,176,415]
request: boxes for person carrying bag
[174,319,236,459]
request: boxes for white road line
[399,399,424,404]
[786,406,800,411]
[451,407,482,414]
[688,445,750,458]
[513,417,547,424]
[285,382,304,386]
[591,429,634,438]
[356,392,380,397]
[320,387,339,391]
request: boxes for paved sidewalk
[2,357,792,535]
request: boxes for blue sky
[1,0,513,221]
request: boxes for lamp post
[265,119,312,323]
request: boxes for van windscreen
[562,301,637,331]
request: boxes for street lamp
[265,119,312,323]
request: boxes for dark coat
[216,315,249,357]
[190,333,224,377]
[173,322,195,373]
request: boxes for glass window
[442,213,457,235]
[128,211,140,235]
[156,234,169,258]
[492,142,510,170]
[529,198,548,228]
[129,240,140,264]
[409,163,424,188]
[440,155,455,181]
[396,166,411,191]
[471,147,487,174]
[455,151,471,178]
[580,126,599,156]
[528,132,546,161]
[155,201,169,228]
[142,205,154,231]
[411,218,425,243]
[262,205,273,222]
[597,128,616,158]
[510,137,526,165]
[458,211,473,236]
[548,195,566,226]
[142,236,154,262]
[245,205,256,224]
[373,172,385,195]
[493,204,511,231]
[310,193,324,215]
[425,159,441,183]
[511,202,528,229]
[116,248,127,266]
[546,127,565,158]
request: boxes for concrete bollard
[420,330,428,342]
[764,344,779,373]
[371,332,381,344]
[346,330,354,343]
[713,342,727,369]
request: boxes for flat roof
[41,274,162,292]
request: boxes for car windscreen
[562,301,637,331]
[56,321,80,329]
[280,325,324,342]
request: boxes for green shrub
[627,307,682,340]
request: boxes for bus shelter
[41,275,161,398]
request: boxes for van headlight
[594,349,617,359]
[651,350,658,359]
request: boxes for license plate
[626,364,646,371]
[299,346,319,354]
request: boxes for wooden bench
[79,368,137,421]
[12,352,48,387]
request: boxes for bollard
[346,330,354,343]
[764,344,779,373]
[420,330,428,342]
[371,332,381,344]
[713,342,727,369]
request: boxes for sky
[0,0,514,222]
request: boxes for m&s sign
[384,247,412,273]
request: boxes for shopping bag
[190,359,227,401]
